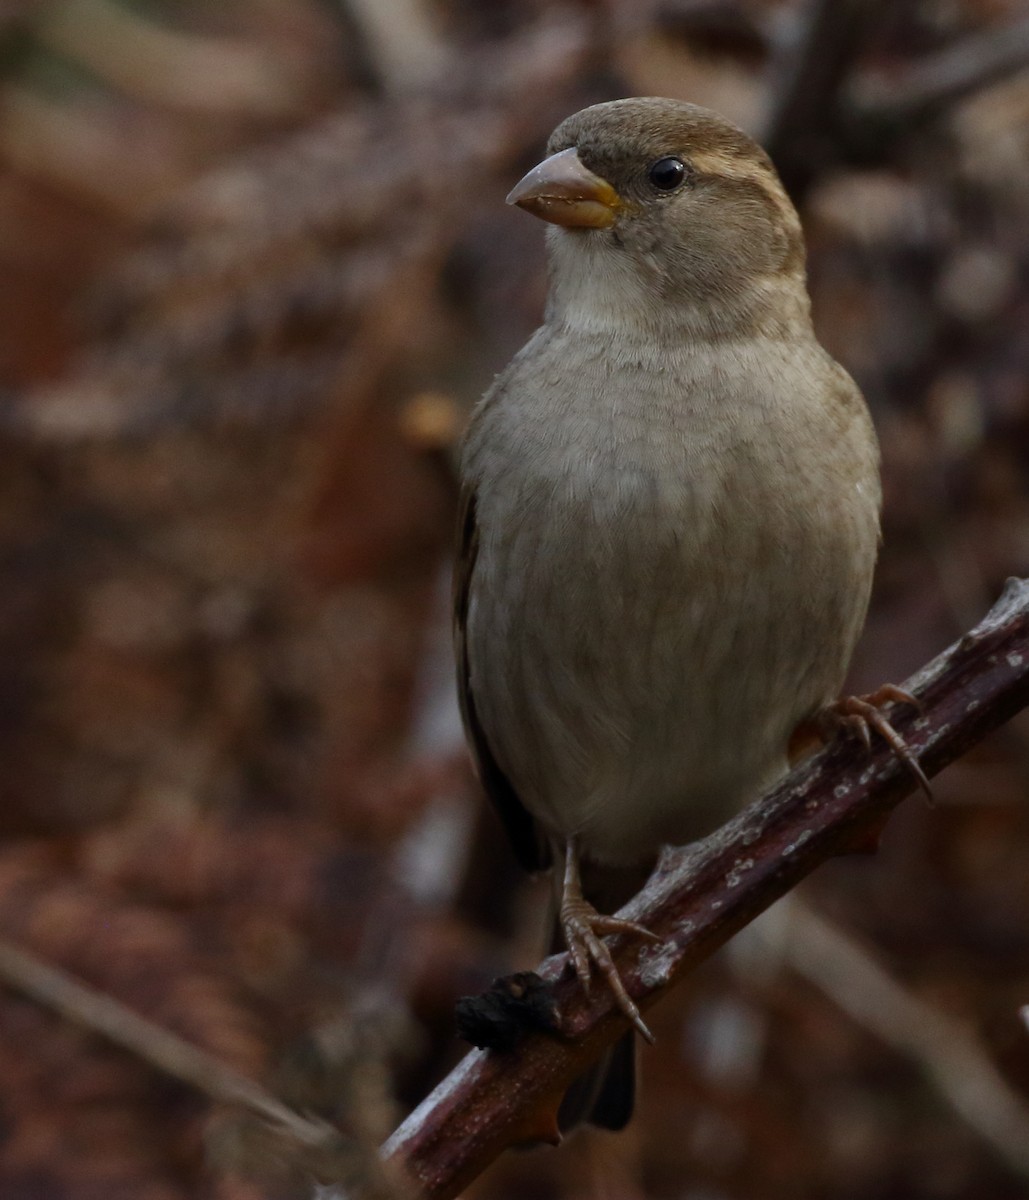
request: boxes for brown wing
[453,485,548,872]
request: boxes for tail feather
[558,1030,636,1132]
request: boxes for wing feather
[453,486,548,872]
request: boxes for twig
[382,578,1029,1200]
[849,16,1029,130]
[0,938,415,1193]
[40,0,311,116]
[337,0,451,94]
[761,0,888,198]
[771,901,1029,1178]
[0,937,334,1150]
[7,10,596,442]
[657,0,771,52]
[761,3,1029,198]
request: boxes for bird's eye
[647,156,687,191]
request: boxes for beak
[506,147,621,229]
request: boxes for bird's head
[508,98,809,340]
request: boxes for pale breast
[462,327,880,865]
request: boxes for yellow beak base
[506,147,620,229]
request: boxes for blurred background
[0,0,1027,1197]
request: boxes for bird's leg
[815,684,932,800]
[559,839,659,1044]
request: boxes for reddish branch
[382,577,1029,1200]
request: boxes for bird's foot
[817,685,932,800]
[560,893,659,1044]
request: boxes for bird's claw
[820,685,932,800]
[560,896,657,1044]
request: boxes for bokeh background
[0,0,1027,1197]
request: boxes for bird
[453,96,925,1131]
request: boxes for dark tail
[558,1029,636,1131]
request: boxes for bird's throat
[546,228,811,345]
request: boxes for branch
[0,938,374,1182]
[848,16,1029,131]
[656,0,771,54]
[338,0,452,94]
[760,0,889,198]
[382,578,1029,1200]
[761,3,1029,199]
[771,901,1029,1177]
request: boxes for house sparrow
[454,97,923,1129]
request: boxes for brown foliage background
[0,1,1026,1197]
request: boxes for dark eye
[647,156,687,191]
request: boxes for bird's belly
[467,446,873,866]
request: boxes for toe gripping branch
[560,841,660,1044]
[818,684,932,800]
